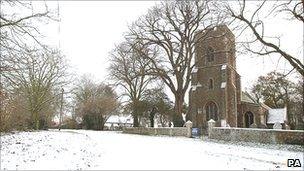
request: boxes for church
[188,25,270,130]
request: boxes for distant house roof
[267,108,287,124]
[106,115,133,124]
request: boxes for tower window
[207,47,214,62]
[209,79,214,89]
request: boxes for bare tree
[2,49,69,130]
[109,42,157,127]
[225,0,304,76]
[127,1,225,126]
[74,76,119,130]
[0,1,58,131]
[0,88,32,132]
[0,1,54,72]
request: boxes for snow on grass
[1,129,303,170]
[0,130,100,170]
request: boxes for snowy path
[1,129,303,170]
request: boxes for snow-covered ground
[1,129,303,170]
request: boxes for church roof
[241,91,258,104]
[260,103,272,110]
[241,91,272,110]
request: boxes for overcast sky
[37,1,302,101]
[41,1,157,82]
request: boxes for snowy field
[1,129,303,170]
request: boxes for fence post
[185,120,193,138]
[208,119,215,137]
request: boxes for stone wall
[209,127,304,145]
[123,127,189,137]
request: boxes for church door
[244,111,254,128]
[205,101,218,121]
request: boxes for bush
[61,118,79,129]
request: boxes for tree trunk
[302,79,304,123]
[149,107,156,127]
[173,94,185,127]
[133,114,139,127]
[132,100,140,127]
[34,111,40,130]
[99,115,105,131]
[97,115,101,130]
[286,100,293,129]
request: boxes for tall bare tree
[109,42,157,127]
[0,1,58,131]
[127,1,225,126]
[2,49,69,130]
[225,0,304,76]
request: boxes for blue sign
[192,128,201,138]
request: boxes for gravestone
[285,124,290,130]
[284,121,290,130]
[221,119,227,127]
[273,122,282,129]
[258,123,268,129]
[249,123,257,128]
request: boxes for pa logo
[287,159,302,167]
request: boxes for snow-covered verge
[1,129,303,170]
[0,130,100,170]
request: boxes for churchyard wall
[123,127,189,137]
[208,127,304,145]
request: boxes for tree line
[251,72,303,129]
[0,1,67,131]
[1,0,303,131]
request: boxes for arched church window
[205,101,218,121]
[207,46,214,62]
[209,79,214,89]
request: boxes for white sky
[37,1,302,102]
[41,1,157,83]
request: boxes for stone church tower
[189,25,241,129]
[189,25,268,130]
